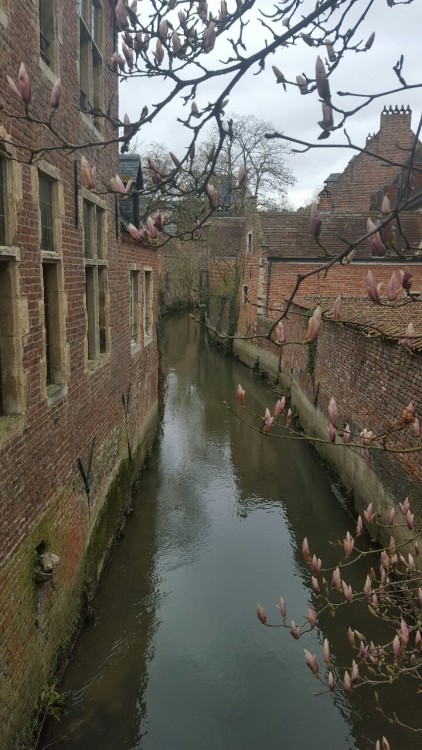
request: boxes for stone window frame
[0,0,9,29]
[79,0,105,135]
[34,162,68,404]
[38,0,61,81]
[143,267,153,345]
[81,188,109,369]
[0,129,22,252]
[129,266,141,351]
[242,284,249,305]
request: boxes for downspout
[265,258,272,317]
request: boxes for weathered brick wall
[158,237,207,313]
[327,107,415,212]
[0,3,158,747]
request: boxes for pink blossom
[81,156,96,190]
[286,408,292,426]
[392,634,401,659]
[330,296,341,321]
[343,671,352,691]
[328,671,335,691]
[363,575,372,595]
[416,630,422,650]
[342,580,352,602]
[327,423,336,443]
[18,62,32,104]
[356,515,363,535]
[296,74,308,94]
[276,321,286,343]
[328,397,338,427]
[350,660,359,682]
[122,42,134,69]
[304,649,318,674]
[236,384,245,406]
[343,531,354,558]
[402,322,414,348]
[366,270,382,303]
[311,554,321,574]
[203,21,216,52]
[111,174,127,194]
[172,31,182,56]
[406,510,414,530]
[302,537,311,562]
[347,627,355,647]
[399,266,413,291]
[309,203,322,239]
[115,0,129,30]
[206,183,219,207]
[311,576,320,594]
[323,638,330,664]
[146,216,158,239]
[360,428,374,446]
[399,497,410,515]
[315,55,330,101]
[155,39,164,65]
[277,596,287,618]
[332,567,341,591]
[364,502,375,523]
[290,620,301,639]
[127,223,144,242]
[50,78,62,109]
[263,408,273,433]
[307,605,316,627]
[158,19,168,40]
[237,165,247,186]
[387,272,400,301]
[274,399,285,418]
[256,604,267,625]
[400,619,409,647]
[367,217,386,256]
[388,507,395,526]
[305,306,322,343]
[343,424,351,444]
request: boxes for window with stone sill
[83,196,108,361]
[0,258,22,418]
[39,0,58,73]
[246,231,253,255]
[143,269,153,341]
[79,0,104,132]
[130,270,140,345]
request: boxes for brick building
[0,3,158,747]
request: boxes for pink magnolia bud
[325,40,335,62]
[274,399,284,418]
[342,580,353,602]
[389,535,396,554]
[364,502,375,523]
[206,183,218,207]
[286,408,292,426]
[319,102,334,131]
[155,39,164,65]
[388,507,395,525]
[311,554,321,574]
[311,576,320,594]
[327,423,336,443]
[400,619,409,646]
[302,537,311,562]
[172,31,183,56]
[276,321,286,343]
[203,21,216,53]
[272,66,286,88]
[290,620,301,639]
[380,550,389,570]
[296,74,308,94]
[399,497,410,515]
[363,575,372,595]
[416,630,422,650]
[347,626,355,647]
[332,567,341,591]
[146,216,158,239]
[148,158,161,186]
[343,424,351,444]
[127,223,143,242]
[154,210,163,230]
[392,634,401,659]
[277,596,287,618]
[328,671,334,691]
[356,515,363,535]
[304,649,318,674]
[408,553,415,569]
[158,19,168,40]
[263,408,273,433]
[418,588,422,606]
[413,418,420,437]
[50,78,62,109]
[330,296,341,321]
[387,272,400,301]
[236,384,245,405]
[343,671,352,691]
[365,31,375,49]
[81,156,96,190]
[343,531,354,558]
[307,605,316,627]
[328,397,337,427]
[115,0,129,30]
[256,604,267,625]
[305,305,322,343]
[367,218,386,256]
[237,165,247,186]
[350,660,359,682]
[315,55,330,101]
[402,322,414,348]
[309,203,322,238]
[359,641,367,659]
[360,428,375,447]
[122,42,134,69]
[406,510,414,530]
[400,266,413,291]
[323,638,330,664]
[366,270,382,303]
[18,62,32,105]
[111,174,127,194]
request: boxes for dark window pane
[39,175,54,251]
[96,207,103,258]
[0,159,6,245]
[43,264,52,385]
[83,201,92,258]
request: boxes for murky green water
[40,314,421,750]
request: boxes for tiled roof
[206,216,247,257]
[257,211,422,260]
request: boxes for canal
[40,314,420,750]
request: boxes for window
[42,262,64,386]
[39,174,54,252]
[143,269,153,341]
[130,270,140,345]
[80,0,103,131]
[83,195,108,363]
[246,232,252,255]
[39,0,57,70]
[0,158,6,246]
[0,259,23,417]
[243,285,248,304]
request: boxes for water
[40,314,421,750]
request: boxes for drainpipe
[265,259,272,317]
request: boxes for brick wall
[0,3,158,746]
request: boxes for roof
[206,216,247,257]
[324,173,341,183]
[257,211,422,260]
[118,154,143,189]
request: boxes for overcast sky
[119,0,422,208]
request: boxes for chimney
[380,104,412,132]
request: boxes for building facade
[0,3,158,746]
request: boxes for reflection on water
[40,314,421,750]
